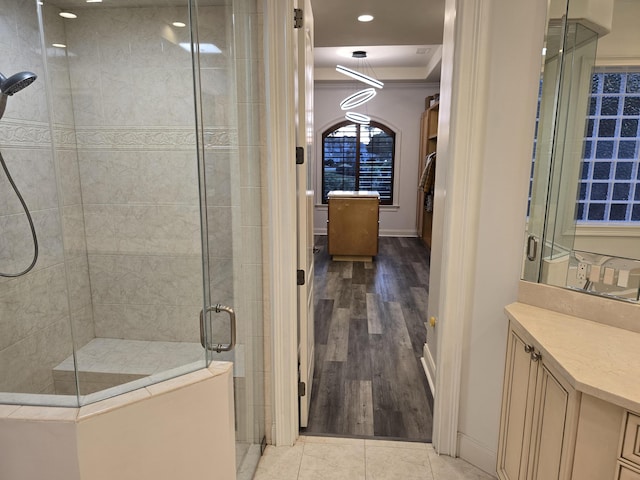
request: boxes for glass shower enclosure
[0,0,265,476]
[523,1,599,285]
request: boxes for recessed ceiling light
[172,22,186,27]
[59,12,77,19]
[52,43,66,48]
[86,0,102,3]
[358,14,374,22]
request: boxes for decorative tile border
[0,121,237,150]
[0,121,54,148]
[75,127,238,150]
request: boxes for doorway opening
[301,235,434,441]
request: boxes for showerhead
[0,71,37,96]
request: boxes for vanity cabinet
[500,303,640,480]
[497,326,578,480]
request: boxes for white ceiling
[310,0,445,83]
[48,0,445,82]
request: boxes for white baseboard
[379,229,418,237]
[457,433,498,478]
[422,343,436,396]
[312,229,418,237]
[420,357,436,397]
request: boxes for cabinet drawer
[622,413,640,467]
[617,462,640,480]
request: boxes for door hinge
[296,146,304,165]
[294,8,303,29]
[297,269,305,285]
[298,381,306,396]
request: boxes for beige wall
[597,0,640,65]
[451,0,547,471]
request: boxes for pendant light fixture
[339,87,377,110]
[336,64,384,89]
[338,51,382,125]
[345,112,371,124]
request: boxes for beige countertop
[505,302,640,414]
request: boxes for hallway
[304,236,433,440]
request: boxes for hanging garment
[418,152,436,192]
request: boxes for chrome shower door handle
[199,304,237,353]
[526,235,539,261]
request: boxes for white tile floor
[253,436,497,480]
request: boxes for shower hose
[0,150,38,277]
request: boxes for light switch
[589,265,601,282]
[618,269,630,288]
[603,267,615,285]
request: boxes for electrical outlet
[577,262,588,281]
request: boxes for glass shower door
[193,0,266,477]
[524,10,599,286]
[524,17,568,283]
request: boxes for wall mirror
[523,0,640,303]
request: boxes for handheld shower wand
[0,70,39,277]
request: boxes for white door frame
[429,0,493,456]
[295,0,315,429]
[265,0,493,451]
[264,0,299,445]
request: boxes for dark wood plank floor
[303,236,434,442]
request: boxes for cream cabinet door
[497,329,539,480]
[498,325,578,480]
[527,361,573,480]
[618,463,640,480]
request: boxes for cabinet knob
[429,316,437,327]
[524,344,534,354]
[530,351,542,362]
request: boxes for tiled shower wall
[62,6,211,344]
[0,0,94,395]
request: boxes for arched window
[321,120,396,205]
